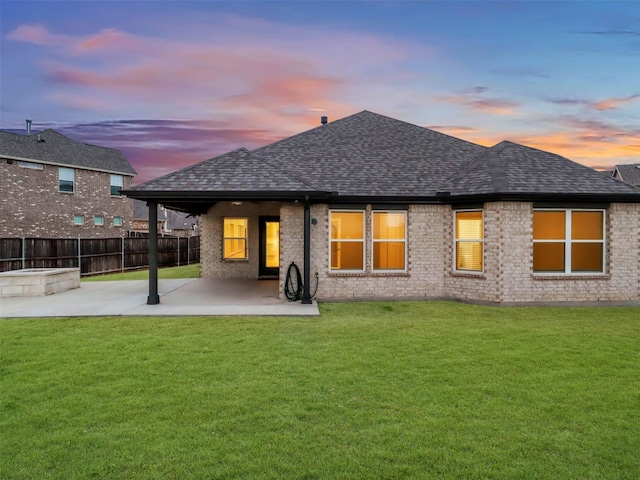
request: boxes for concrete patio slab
[0,278,319,318]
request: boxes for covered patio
[0,278,320,318]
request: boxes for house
[130,199,199,237]
[611,164,640,187]
[0,127,136,238]
[124,111,640,305]
[130,199,171,236]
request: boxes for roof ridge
[252,110,369,154]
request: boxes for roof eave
[122,189,334,202]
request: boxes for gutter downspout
[302,196,312,304]
[147,201,160,304]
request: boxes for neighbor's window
[533,210,604,273]
[113,216,123,227]
[59,167,74,193]
[330,210,364,271]
[73,214,84,225]
[94,215,104,226]
[223,218,248,259]
[455,210,484,272]
[19,161,43,170]
[373,211,406,270]
[110,174,123,196]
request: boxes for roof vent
[37,134,45,142]
[321,116,328,125]
[26,119,32,135]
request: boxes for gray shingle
[132,148,322,193]
[129,110,640,200]
[449,141,640,196]
[253,110,486,196]
[613,164,640,187]
[0,129,136,175]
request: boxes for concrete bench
[0,268,80,297]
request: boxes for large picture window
[223,218,248,260]
[372,211,406,270]
[330,211,364,271]
[533,210,605,273]
[110,174,123,196]
[454,210,484,272]
[59,167,74,193]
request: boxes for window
[373,211,406,270]
[19,161,43,170]
[94,215,104,226]
[110,174,123,196]
[73,214,84,225]
[455,210,484,272]
[223,218,248,259]
[59,167,74,192]
[113,216,123,227]
[330,211,365,271]
[533,210,605,273]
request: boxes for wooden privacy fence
[0,236,200,276]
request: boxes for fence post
[187,236,190,265]
[177,236,180,266]
[22,237,26,269]
[121,236,125,272]
[77,237,81,274]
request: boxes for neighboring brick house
[130,199,199,237]
[126,111,640,305]
[612,164,640,187]
[0,128,136,238]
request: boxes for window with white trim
[73,214,84,225]
[94,215,104,226]
[59,167,74,193]
[223,218,248,259]
[454,210,484,272]
[372,211,406,271]
[110,174,123,196]
[113,216,123,227]
[533,209,605,273]
[330,210,365,271]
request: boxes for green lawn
[1,302,639,479]
[83,263,200,281]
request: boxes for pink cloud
[8,24,69,46]
[432,93,519,115]
[75,28,144,52]
[592,94,640,111]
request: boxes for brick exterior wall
[200,201,281,279]
[1,160,133,238]
[199,200,640,304]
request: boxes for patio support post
[302,196,312,304]
[147,200,160,305]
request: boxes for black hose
[284,262,318,302]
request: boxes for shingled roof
[612,164,640,187]
[0,129,136,175]
[447,141,640,196]
[127,110,640,206]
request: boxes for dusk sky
[1,0,639,184]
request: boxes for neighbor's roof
[0,129,136,175]
[612,163,640,187]
[127,110,640,203]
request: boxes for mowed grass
[1,302,639,479]
[82,263,200,281]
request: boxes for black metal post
[302,196,312,304]
[147,200,160,304]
